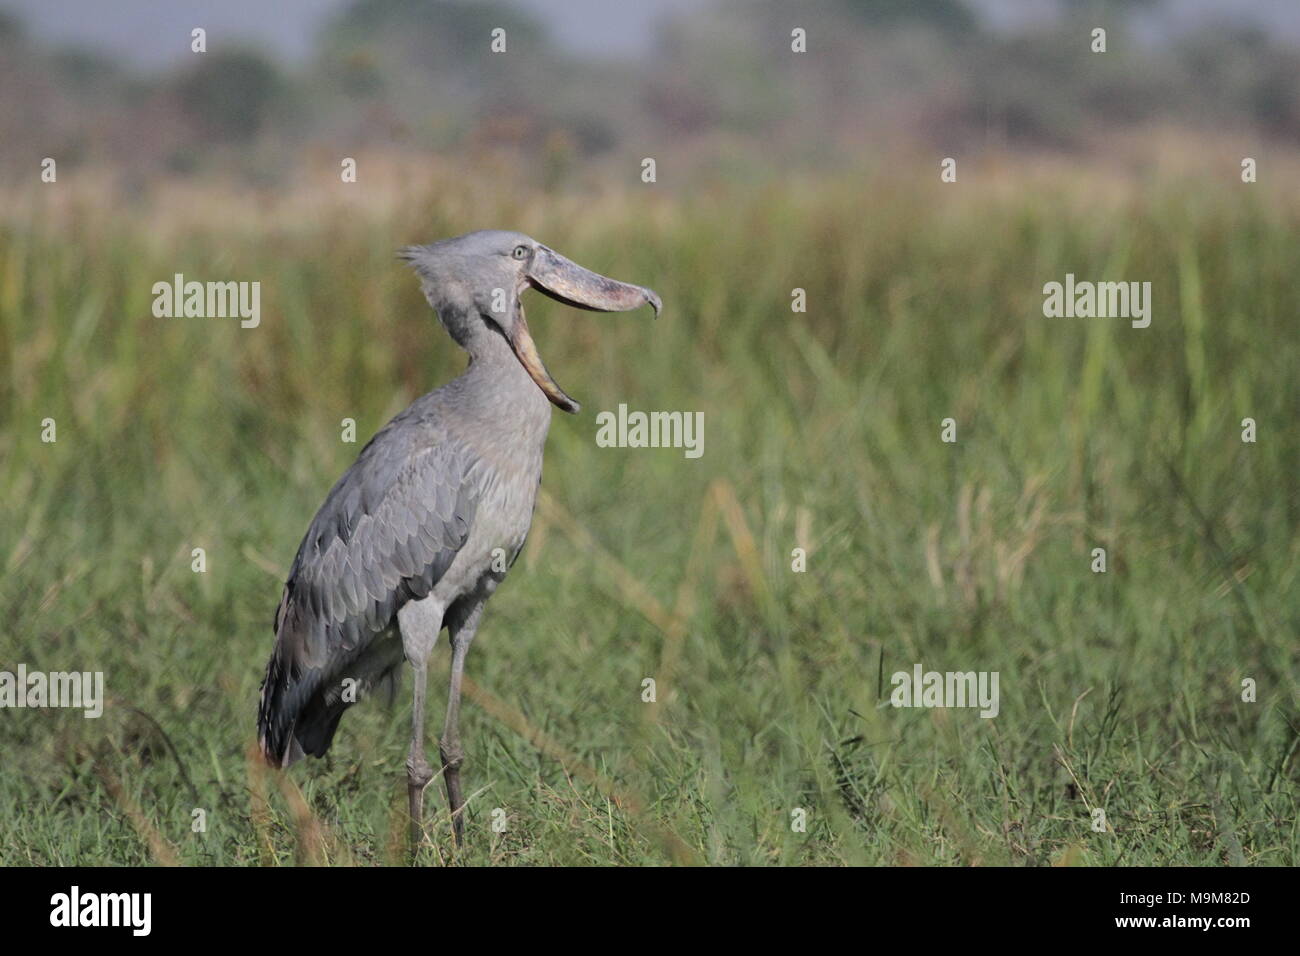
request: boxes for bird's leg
[398,597,444,859]
[406,660,434,854]
[441,603,482,845]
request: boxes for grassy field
[0,160,1297,865]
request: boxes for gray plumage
[257,230,659,846]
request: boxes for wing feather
[257,425,478,766]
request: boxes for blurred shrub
[173,48,285,143]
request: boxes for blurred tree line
[1,0,1296,184]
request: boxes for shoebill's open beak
[509,246,661,414]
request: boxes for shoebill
[257,230,660,847]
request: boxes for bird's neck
[457,311,554,429]
[462,314,508,361]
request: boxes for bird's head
[399,230,661,414]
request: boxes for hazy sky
[0,0,704,64]
[2,0,1296,67]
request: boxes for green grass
[0,166,1297,865]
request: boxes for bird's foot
[407,756,435,791]
[407,757,435,858]
[439,744,466,847]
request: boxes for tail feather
[257,594,405,767]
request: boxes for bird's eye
[511,245,529,260]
